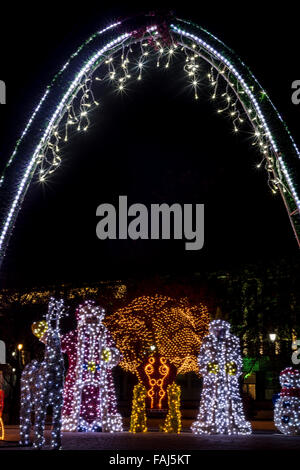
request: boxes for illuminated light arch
[0,12,299,268]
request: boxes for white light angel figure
[191,319,252,435]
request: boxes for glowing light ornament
[274,367,300,435]
[19,298,66,449]
[191,319,252,435]
[31,320,48,340]
[61,300,122,432]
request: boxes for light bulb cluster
[129,383,148,433]
[274,367,300,435]
[191,319,252,435]
[0,22,121,181]
[19,297,66,449]
[31,320,48,340]
[173,28,294,200]
[61,300,123,432]
[104,295,210,376]
[0,282,127,306]
[0,19,300,268]
[143,355,172,410]
[0,28,131,265]
[32,27,299,214]
[162,383,181,434]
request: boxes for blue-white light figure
[19,298,66,449]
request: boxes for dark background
[0,2,299,287]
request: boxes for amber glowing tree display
[104,295,210,410]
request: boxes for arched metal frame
[0,13,299,269]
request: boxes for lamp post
[10,343,24,424]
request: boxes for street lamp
[16,344,25,368]
[269,333,277,342]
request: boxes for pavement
[1,424,300,451]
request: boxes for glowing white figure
[274,367,300,435]
[191,319,252,435]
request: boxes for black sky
[0,2,299,287]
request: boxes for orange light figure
[144,356,170,409]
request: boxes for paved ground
[1,425,300,451]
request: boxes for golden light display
[129,383,148,433]
[207,362,220,374]
[225,361,237,376]
[162,383,182,434]
[104,295,210,376]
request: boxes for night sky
[0,2,299,287]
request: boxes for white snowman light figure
[274,367,300,435]
[191,319,252,435]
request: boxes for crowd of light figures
[19,299,300,443]
[274,368,300,435]
[60,300,123,432]
[191,320,252,435]
[19,298,66,449]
